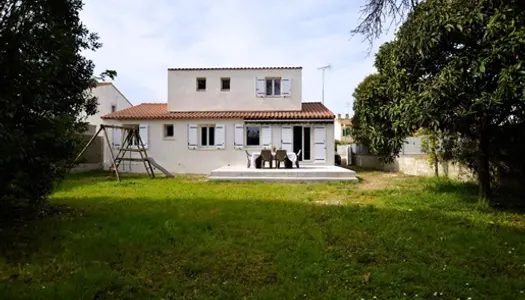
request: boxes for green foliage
[351,47,415,163]
[354,0,525,199]
[0,0,104,206]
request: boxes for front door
[314,126,326,162]
[291,126,312,161]
[293,126,302,160]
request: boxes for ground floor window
[200,125,215,146]
[246,126,260,146]
[164,124,174,138]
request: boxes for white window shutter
[188,124,197,149]
[282,78,291,97]
[255,77,266,97]
[234,124,244,149]
[139,124,148,148]
[215,124,225,149]
[261,125,272,148]
[281,125,293,152]
[112,128,122,147]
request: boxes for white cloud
[81,0,395,115]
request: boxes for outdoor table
[251,152,297,168]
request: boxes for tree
[371,0,525,200]
[352,42,417,162]
[0,0,106,207]
[352,0,421,46]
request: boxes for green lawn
[1,171,524,299]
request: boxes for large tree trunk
[477,118,492,200]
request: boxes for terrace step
[209,176,359,182]
[208,165,359,182]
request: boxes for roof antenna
[317,65,331,104]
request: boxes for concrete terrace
[209,165,358,182]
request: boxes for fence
[350,136,472,180]
[351,136,425,156]
[71,124,104,173]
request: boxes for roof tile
[102,102,334,120]
[168,66,302,71]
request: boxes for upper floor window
[197,78,206,91]
[221,78,230,91]
[265,78,281,96]
[111,105,116,113]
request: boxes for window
[111,105,116,113]
[197,78,206,91]
[342,126,352,137]
[164,124,174,138]
[265,78,281,96]
[246,126,260,146]
[221,77,230,91]
[200,125,215,146]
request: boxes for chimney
[337,114,341,119]
[345,113,349,119]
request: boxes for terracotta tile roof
[102,102,334,120]
[168,66,302,71]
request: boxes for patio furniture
[260,149,273,168]
[275,150,288,169]
[245,150,252,168]
[295,150,302,168]
[250,151,298,169]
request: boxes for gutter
[244,119,334,123]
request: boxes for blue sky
[81,0,394,115]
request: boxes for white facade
[167,68,302,112]
[334,118,343,141]
[87,83,132,128]
[103,67,335,175]
[103,119,334,174]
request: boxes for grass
[1,170,524,299]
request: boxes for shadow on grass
[424,177,525,213]
[1,189,525,299]
[1,194,524,299]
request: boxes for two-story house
[101,67,335,174]
[87,82,133,129]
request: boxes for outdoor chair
[275,150,288,169]
[295,149,302,168]
[245,150,252,168]
[260,149,273,168]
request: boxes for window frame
[111,104,117,113]
[265,77,282,96]
[221,77,231,91]
[196,77,207,91]
[163,124,175,139]
[123,123,140,147]
[198,124,216,147]
[245,125,261,147]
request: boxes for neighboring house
[334,114,352,143]
[102,67,336,174]
[86,82,133,129]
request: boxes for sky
[81,0,395,116]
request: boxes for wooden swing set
[73,124,157,181]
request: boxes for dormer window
[197,78,206,91]
[265,78,281,96]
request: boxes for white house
[334,113,352,143]
[86,82,133,129]
[101,67,336,174]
